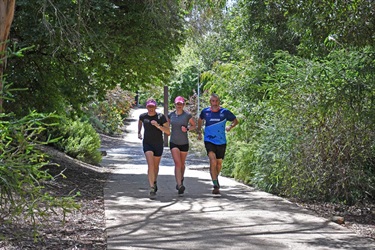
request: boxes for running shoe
[149,186,157,197]
[212,185,220,195]
[177,185,185,195]
[176,178,184,190]
[154,181,158,192]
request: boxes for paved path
[102,108,375,250]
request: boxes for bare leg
[145,151,161,187]
[171,148,188,186]
[208,151,218,181]
[153,155,161,182]
[180,151,188,181]
[171,148,182,185]
[216,158,223,179]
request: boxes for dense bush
[202,47,375,204]
[52,118,102,165]
[87,86,134,135]
[88,101,124,136]
[245,49,375,203]
[0,111,79,229]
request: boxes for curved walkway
[102,108,374,250]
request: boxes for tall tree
[5,0,187,116]
[234,0,375,58]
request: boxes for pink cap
[174,96,185,104]
[146,100,157,107]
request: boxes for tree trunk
[0,0,16,113]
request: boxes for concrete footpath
[101,108,374,250]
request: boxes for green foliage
[0,111,79,229]
[88,101,123,136]
[53,119,102,165]
[5,0,187,117]
[105,86,135,118]
[238,49,375,203]
[178,1,375,205]
[87,86,134,135]
[3,0,374,207]
[168,40,208,113]
[198,43,375,204]
[233,0,375,58]
[169,66,200,106]
[222,141,252,181]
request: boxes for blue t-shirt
[199,107,236,145]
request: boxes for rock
[331,216,345,225]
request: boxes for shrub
[206,48,375,204]
[86,86,135,135]
[53,118,102,165]
[0,111,79,230]
[89,100,123,135]
[252,49,375,203]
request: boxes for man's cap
[146,100,157,107]
[174,96,185,104]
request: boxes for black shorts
[143,142,164,157]
[170,142,189,152]
[204,142,227,159]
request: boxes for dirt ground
[0,135,116,250]
[0,134,374,249]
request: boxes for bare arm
[138,120,143,139]
[226,118,239,132]
[181,117,196,133]
[197,118,203,140]
[188,117,196,131]
[151,120,170,136]
[160,121,171,136]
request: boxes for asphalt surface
[102,108,375,250]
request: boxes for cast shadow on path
[101,108,375,250]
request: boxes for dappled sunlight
[101,108,375,250]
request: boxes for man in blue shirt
[197,93,238,194]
